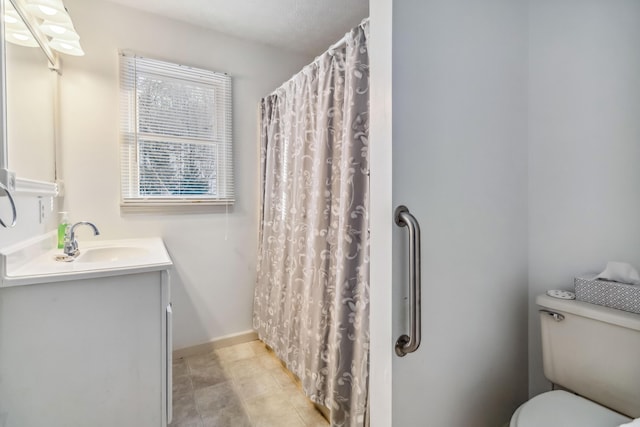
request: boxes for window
[119,52,233,209]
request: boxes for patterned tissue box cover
[574,276,640,314]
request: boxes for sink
[0,232,173,287]
[76,246,150,263]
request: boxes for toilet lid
[513,390,631,427]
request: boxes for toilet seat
[511,390,632,427]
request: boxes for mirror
[3,0,57,183]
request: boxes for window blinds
[119,52,233,207]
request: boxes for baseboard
[173,330,258,359]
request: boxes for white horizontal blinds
[119,52,233,206]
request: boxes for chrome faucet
[63,221,100,257]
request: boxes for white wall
[59,0,311,349]
[528,0,640,396]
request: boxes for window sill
[120,200,234,214]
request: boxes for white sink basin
[76,246,150,263]
[0,232,173,287]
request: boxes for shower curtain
[253,20,369,427]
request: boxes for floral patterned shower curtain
[253,20,369,427]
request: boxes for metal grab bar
[395,205,421,357]
[0,182,17,228]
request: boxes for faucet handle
[62,230,78,257]
[63,225,72,242]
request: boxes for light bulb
[49,38,84,56]
[3,9,26,30]
[37,4,57,15]
[39,20,79,40]
[49,24,66,34]
[25,0,71,23]
[5,30,38,47]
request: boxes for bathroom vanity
[0,233,173,427]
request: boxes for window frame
[119,51,234,212]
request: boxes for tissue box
[574,276,640,314]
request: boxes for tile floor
[169,340,330,427]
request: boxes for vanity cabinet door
[0,271,169,427]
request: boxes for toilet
[511,294,640,426]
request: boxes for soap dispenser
[57,211,70,249]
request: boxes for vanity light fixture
[3,0,84,56]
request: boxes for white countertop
[0,231,173,287]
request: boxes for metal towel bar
[0,182,17,228]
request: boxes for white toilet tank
[537,294,640,418]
